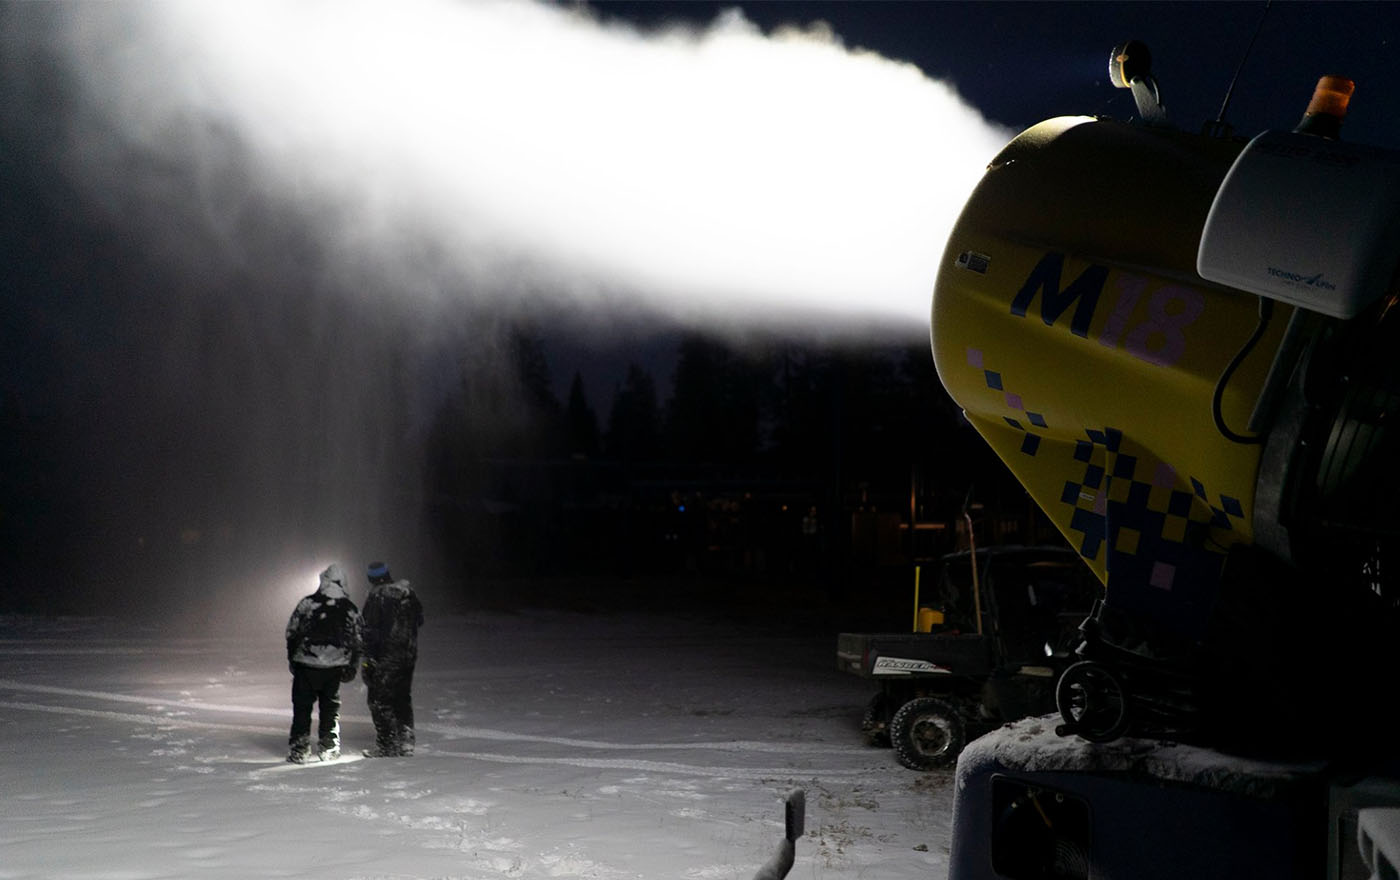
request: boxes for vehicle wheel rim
[910,714,953,759]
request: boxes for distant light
[284,563,329,604]
[678,505,687,513]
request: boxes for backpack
[302,598,350,647]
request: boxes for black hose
[1213,296,1274,445]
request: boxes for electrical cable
[1213,296,1274,444]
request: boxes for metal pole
[912,565,922,632]
[964,510,984,636]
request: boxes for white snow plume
[1,1,1013,622]
[53,0,1012,340]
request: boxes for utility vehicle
[837,545,1098,770]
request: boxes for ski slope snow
[0,608,954,879]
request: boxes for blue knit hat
[367,561,391,581]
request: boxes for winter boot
[287,735,312,764]
[362,745,399,758]
[316,735,340,762]
[364,726,401,757]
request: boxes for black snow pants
[365,661,416,754]
[289,664,344,753]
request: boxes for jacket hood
[318,564,349,599]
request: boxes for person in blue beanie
[360,561,424,757]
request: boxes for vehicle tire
[890,697,965,770]
[1056,660,1129,743]
[861,692,893,748]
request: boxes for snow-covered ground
[0,607,953,879]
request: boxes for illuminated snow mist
[54,0,1012,337]
[2,0,1014,624]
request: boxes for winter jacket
[362,579,423,667]
[286,564,364,669]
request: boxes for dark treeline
[0,115,1050,620]
[422,327,1058,617]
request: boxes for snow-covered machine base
[948,716,1400,880]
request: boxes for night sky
[598,2,1400,144]
[2,1,1397,621]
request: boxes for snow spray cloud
[51,0,1013,339]
[1,1,1012,623]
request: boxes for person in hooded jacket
[285,563,364,763]
[360,561,424,757]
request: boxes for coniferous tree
[564,371,601,459]
[665,334,762,466]
[510,330,558,416]
[508,327,562,458]
[768,346,833,478]
[604,363,661,463]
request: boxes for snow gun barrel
[940,39,1400,880]
[930,44,1399,752]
